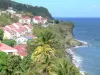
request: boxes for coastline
[66,40,88,75]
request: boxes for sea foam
[67,40,88,75]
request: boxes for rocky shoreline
[66,40,88,75]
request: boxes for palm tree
[30,29,56,75]
[50,58,81,75]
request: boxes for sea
[55,17,100,75]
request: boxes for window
[8,52,13,55]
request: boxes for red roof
[41,18,47,20]
[34,16,47,21]
[9,24,17,29]
[14,28,22,33]
[34,16,41,20]
[19,26,25,32]
[11,30,17,33]
[14,44,27,56]
[2,27,12,33]
[0,43,17,51]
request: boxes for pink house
[33,16,47,24]
[2,22,33,40]
[0,43,27,58]
[0,43,18,55]
[14,44,27,58]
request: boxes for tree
[0,28,4,41]
[54,20,59,24]
[27,29,56,75]
[50,58,81,75]
[2,39,16,47]
[5,55,22,75]
[0,51,8,73]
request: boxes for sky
[13,0,100,17]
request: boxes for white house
[33,16,47,24]
[19,16,31,24]
[6,7,16,15]
[13,14,22,18]
[16,37,28,44]
[2,27,12,39]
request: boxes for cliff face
[0,0,53,20]
[51,22,82,48]
[60,22,82,47]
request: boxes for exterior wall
[14,32,20,38]
[19,19,25,24]
[43,19,47,24]
[33,19,47,24]
[33,19,39,24]
[24,26,31,33]
[19,19,31,24]
[6,10,16,15]
[2,50,18,55]
[16,37,28,44]
[3,31,12,39]
[25,19,31,24]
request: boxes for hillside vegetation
[0,0,53,20]
[0,22,85,75]
[0,13,18,27]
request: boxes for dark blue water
[56,17,100,75]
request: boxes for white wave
[76,39,88,45]
[66,40,88,75]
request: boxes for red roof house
[0,43,18,55]
[33,16,47,24]
[14,44,27,57]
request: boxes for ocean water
[56,17,100,75]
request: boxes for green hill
[0,0,53,20]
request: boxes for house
[24,25,32,33]
[19,16,31,24]
[6,7,16,15]
[33,16,47,24]
[2,27,12,39]
[2,22,33,40]
[16,37,28,44]
[0,43,27,58]
[14,44,27,58]
[13,14,22,18]
[0,43,18,55]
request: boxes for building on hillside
[2,22,33,40]
[13,14,22,18]
[0,43,18,55]
[19,16,31,24]
[24,24,33,33]
[14,44,27,58]
[0,43,27,58]
[16,37,28,44]
[2,27,12,39]
[33,16,47,24]
[6,7,16,15]
[16,35,36,44]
